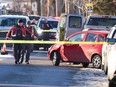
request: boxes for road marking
[0,54,13,61]
[0,83,62,87]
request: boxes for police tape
[38,30,57,32]
[0,30,8,32]
[0,30,113,44]
[0,30,57,33]
[0,40,109,44]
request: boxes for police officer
[20,21,37,64]
[42,18,51,40]
[42,18,52,50]
[6,19,26,64]
[31,19,37,25]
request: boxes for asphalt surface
[0,50,108,87]
[0,50,78,87]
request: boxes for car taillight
[53,34,56,39]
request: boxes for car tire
[82,63,89,68]
[104,63,108,75]
[51,51,61,66]
[101,64,104,70]
[92,55,101,69]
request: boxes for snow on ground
[72,68,109,87]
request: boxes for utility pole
[56,0,64,16]
[56,0,59,16]
[41,0,46,16]
[65,0,69,14]
[37,0,41,15]
[55,0,57,16]
[47,0,50,16]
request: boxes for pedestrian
[19,21,37,64]
[42,18,52,50]
[31,19,37,25]
[6,19,26,64]
[42,18,52,40]
[31,18,37,31]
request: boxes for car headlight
[37,30,42,34]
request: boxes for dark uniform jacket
[6,25,26,40]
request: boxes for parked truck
[84,15,116,31]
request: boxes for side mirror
[105,38,116,44]
[106,27,111,31]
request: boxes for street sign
[85,3,93,13]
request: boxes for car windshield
[87,18,116,27]
[0,17,26,26]
[39,20,58,29]
[68,33,85,42]
[29,16,40,21]
[69,16,82,28]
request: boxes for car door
[80,33,98,62]
[60,32,85,62]
[107,29,116,60]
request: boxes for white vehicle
[84,15,116,31]
[0,15,29,39]
[59,14,84,41]
[0,15,29,50]
[35,17,60,50]
[102,25,116,86]
[37,16,60,40]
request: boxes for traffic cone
[1,43,8,55]
[2,43,6,52]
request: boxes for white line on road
[0,54,13,61]
[0,83,62,87]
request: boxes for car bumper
[109,75,116,84]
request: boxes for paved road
[0,51,108,87]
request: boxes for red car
[48,30,108,68]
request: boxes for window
[85,33,97,42]
[112,30,116,39]
[39,20,58,29]
[29,16,40,21]
[68,33,84,42]
[87,18,116,27]
[0,17,26,26]
[69,16,82,28]
[98,35,105,42]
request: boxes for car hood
[49,44,62,51]
[0,26,10,30]
[84,25,112,31]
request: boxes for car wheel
[82,63,89,68]
[104,63,108,75]
[92,55,101,69]
[51,51,60,66]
